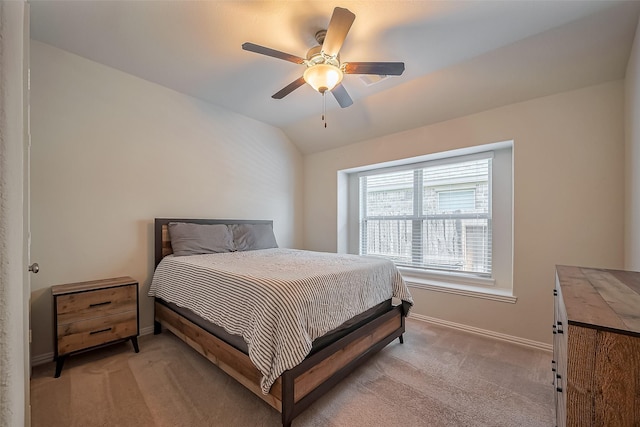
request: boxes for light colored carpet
[31,318,554,426]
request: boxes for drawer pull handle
[90,327,112,335]
[89,301,112,308]
[556,373,562,393]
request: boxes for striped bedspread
[149,248,413,393]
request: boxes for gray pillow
[168,222,235,256]
[230,223,278,251]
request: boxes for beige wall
[304,80,625,345]
[625,17,640,271]
[29,41,304,360]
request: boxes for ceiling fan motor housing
[306,46,340,67]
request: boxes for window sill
[400,270,516,304]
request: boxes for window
[358,153,492,277]
[341,141,513,299]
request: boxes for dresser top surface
[556,265,640,335]
[51,276,137,296]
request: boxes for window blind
[359,153,492,277]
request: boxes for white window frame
[340,141,515,302]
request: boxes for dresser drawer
[555,266,640,427]
[554,280,568,427]
[56,284,137,324]
[57,310,138,355]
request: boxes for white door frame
[0,1,30,425]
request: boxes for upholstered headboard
[153,218,273,267]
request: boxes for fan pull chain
[322,92,327,128]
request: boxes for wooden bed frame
[152,218,406,427]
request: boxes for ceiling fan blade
[331,84,353,108]
[322,7,355,57]
[242,42,305,64]
[343,62,405,76]
[272,77,306,99]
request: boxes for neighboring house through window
[340,141,514,302]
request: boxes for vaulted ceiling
[30,1,640,154]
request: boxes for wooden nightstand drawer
[52,276,140,378]
[57,311,138,355]
[56,284,136,324]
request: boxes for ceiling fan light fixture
[242,7,403,109]
[303,63,343,93]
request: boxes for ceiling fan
[242,6,405,108]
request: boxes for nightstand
[52,276,139,377]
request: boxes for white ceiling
[30,1,640,154]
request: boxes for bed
[150,218,413,427]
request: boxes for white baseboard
[31,352,54,367]
[140,325,155,336]
[31,326,157,367]
[410,313,553,352]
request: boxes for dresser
[554,266,640,427]
[52,276,139,377]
